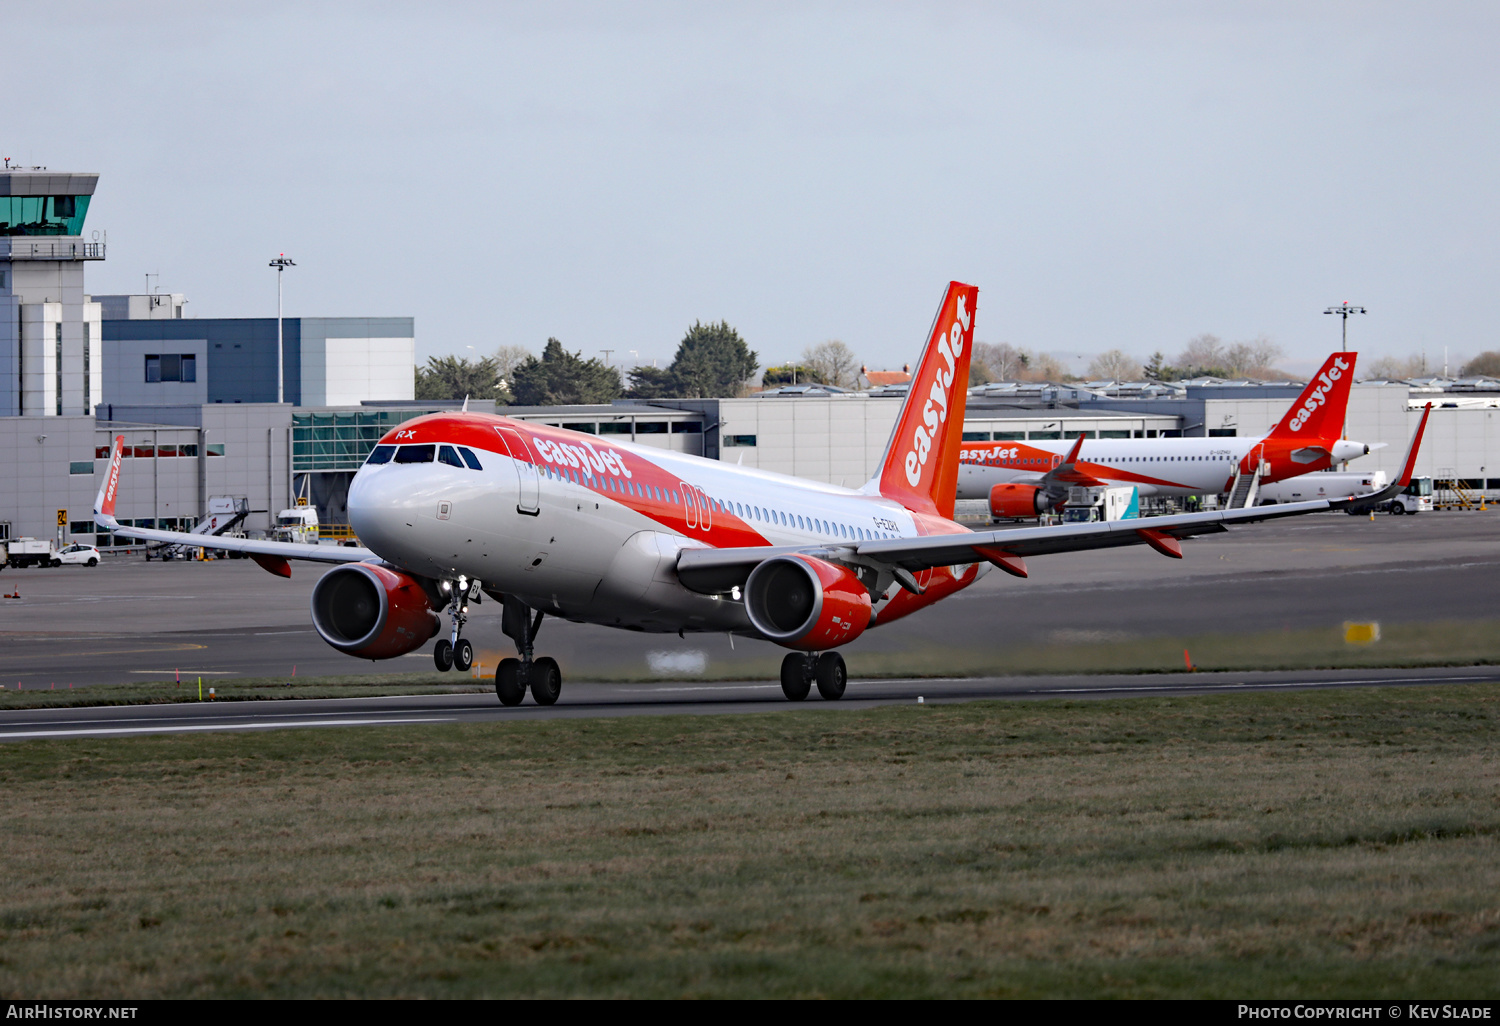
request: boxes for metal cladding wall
[102,318,303,406]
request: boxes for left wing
[93,435,376,575]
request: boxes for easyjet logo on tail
[1288,356,1350,432]
[904,294,971,486]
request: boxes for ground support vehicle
[57,544,100,567]
[6,538,59,568]
[1060,485,1141,523]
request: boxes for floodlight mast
[1324,301,1366,352]
[270,255,296,402]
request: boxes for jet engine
[310,563,442,660]
[743,554,871,651]
[989,483,1052,519]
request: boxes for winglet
[1394,402,1431,488]
[94,435,124,523]
[1336,402,1431,511]
[1061,433,1085,467]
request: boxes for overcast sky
[8,2,1498,376]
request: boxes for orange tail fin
[1268,352,1357,441]
[870,282,978,517]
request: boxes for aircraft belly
[580,529,752,633]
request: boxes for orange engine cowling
[743,554,872,651]
[989,483,1049,519]
[310,563,442,660]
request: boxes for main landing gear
[780,651,847,702]
[433,577,480,673]
[494,595,560,707]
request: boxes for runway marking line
[0,717,454,740]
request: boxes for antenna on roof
[461,395,470,413]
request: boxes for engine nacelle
[310,563,441,660]
[989,483,1051,519]
[744,554,871,651]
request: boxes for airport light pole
[270,255,296,402]
[1324,301,1366,352]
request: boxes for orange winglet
[971,545,1028,578]
[1136,529,1183,559]
[1395,403,1432,488]
[250,553,292,578]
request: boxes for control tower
[1,167,104,417]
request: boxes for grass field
[1,684,1497,997]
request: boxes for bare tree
[801,340,860,389]
[1177,334,1225,375]
[971,342,1030,382]
[1461,352,1500,377]
[1028,353,1071,382]
[1367,352,1432,378]
[1086,349,1142,380]
[494,344,532,385]
[1222,336,1284,377]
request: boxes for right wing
[677,403,1433,594]
[93,435,376,575]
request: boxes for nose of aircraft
[347,465,425,559]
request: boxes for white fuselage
[956,435,1371,499]
[347,426,949,634]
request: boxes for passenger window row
[366,444,483,470]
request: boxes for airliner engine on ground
[957,351,1373,518]
[94,283,1429,706]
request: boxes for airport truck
[1382,476,1433,514]
[1060,485,1141,523]
[271,505,319,545]
[6,537,59,568]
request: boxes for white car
[56,543,100,567]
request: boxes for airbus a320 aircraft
[957,351,1374,517]
[95,283,1428,706]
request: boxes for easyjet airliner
[958,352,1372,518]
[94,284,1429,706]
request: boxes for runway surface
[1,665,1496,742]
[1,511,1497,740]
[3,511,1498,685]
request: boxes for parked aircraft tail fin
[1267,352,1357,441]
[95,435,124,520]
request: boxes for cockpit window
[458,446,483,470]
[438,445,464,468]
[366,445,395,465]
[394,444,435,464]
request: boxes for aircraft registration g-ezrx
[957,351,1374,518]
[94,283,1430,706]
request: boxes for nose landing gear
[435,577,479,672]
[494,595,558,706]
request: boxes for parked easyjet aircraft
[94,284,1428,706]
[958,352,1372,518]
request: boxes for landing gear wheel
[496,658,525,706]
[815,652,847,701]
[434,639,453,672]
[780,653,812,702]
[530,657,562,706]
[453,638,473,672]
